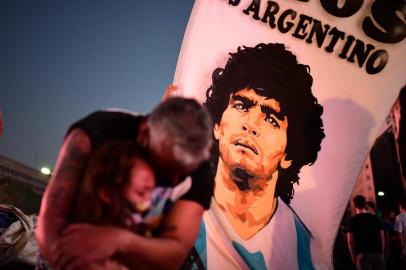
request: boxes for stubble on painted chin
[231,167,258,191]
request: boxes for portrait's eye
[265,116,280,128]
[233,102,248,112]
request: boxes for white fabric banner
[174,0,406,269]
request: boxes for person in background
[394,197,406,269]
[383,209,401,269]
[348,195,385,270]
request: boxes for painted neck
[213,158,278,240]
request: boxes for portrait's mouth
[234,140,258,155]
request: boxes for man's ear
[280,154,292,169]
[137,120,149,147]
[213,123,220,140]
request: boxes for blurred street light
[41,167,52,175]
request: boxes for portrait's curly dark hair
[205,43,325,204]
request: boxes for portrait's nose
[242,108,261,136]
[242,120,259,137]
[242,125,258,136]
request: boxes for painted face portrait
[182,43,326,269]
[205,43,325,203]
[214,88,292,191]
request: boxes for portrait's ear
[213,123,220,140]
[280,154,292,169]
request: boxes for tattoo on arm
[42,129,92,233]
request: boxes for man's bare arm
[54,200,205,270]
[36,129,91,263]
[118,200,205,269]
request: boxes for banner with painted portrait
[173,0,406,268]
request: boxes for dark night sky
[0,1,194,170]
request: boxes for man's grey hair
[147,97,213,167]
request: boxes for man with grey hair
[147,97,212,172]
[37,97,214,270]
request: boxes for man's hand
[117,200,205,270]
[51,224,129,270]
[49,199,205,270]
[162,84,179,101]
